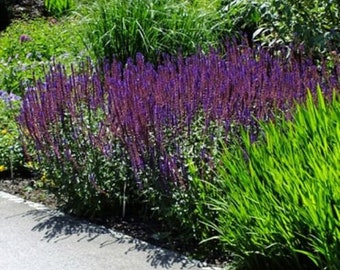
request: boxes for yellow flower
[0,165,7,172]
[40,171,56,188]
[25,161,34,168]
[1,129,7,135]
[41,171,47,182]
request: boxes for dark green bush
[219,0,339,54]
[253,0,340,54]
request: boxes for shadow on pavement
[100,236,199,269]
[23,209,200,269]
[23,209,110,243]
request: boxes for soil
[0,177,58,208]
[0,0,47,31]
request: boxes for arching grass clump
[207,88,340,269]
[80,0,223,64]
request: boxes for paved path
[0,191,221,270]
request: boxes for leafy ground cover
[0,0,340,269]
[0,16,87,96]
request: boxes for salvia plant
[18,43,339,237]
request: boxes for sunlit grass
[207,87,340,269]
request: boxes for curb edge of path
[0,190,225,270]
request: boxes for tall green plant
[80,0,223,64]
[203,87,340,269]
[44,0,74,17]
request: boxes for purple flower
[19,34,31,43]
[0,90,21,104]
[17,41,340,190]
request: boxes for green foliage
[253,0,340,53]
[189,0,222,11]
[144,115,225,248]
[219,0,262,40]
[44,0,74,17]
[1,0,338,263]
[206,87,340,269]
[35,105,137,218]
[0,17,87,96]
[80,0,223,63]
[219,0,339,54]
[0,99,23,176]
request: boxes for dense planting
[202,88,340,269]
[81,0,224,64]
[18,44,339,248]
[1,0,340,267]
[220,0,340,54]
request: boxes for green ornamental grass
[206,87,340,269]
[44,0,74,17]
[80,0,223,64]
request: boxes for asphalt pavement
[0,191,222,270]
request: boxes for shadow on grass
[23,209,202,269]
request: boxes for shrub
[260,0,339,54]
[205,87,340,269]
[219,0,339,55]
